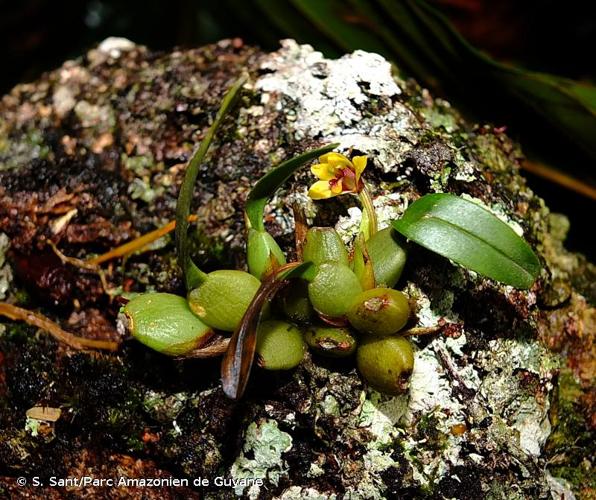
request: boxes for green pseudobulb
[124,293,213,356]
[279,279,315,324]
[304,325,357,357]
[188,270,261,332]
[347,287,410,336]
[366,227,407,288]
[308,262,363,318]
[356,336,414,395]
[256,320,305,370]
[302,227,349,266]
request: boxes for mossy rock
[0,38,592,499]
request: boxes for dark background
[1,0,594,258]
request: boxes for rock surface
[0,38,594,499]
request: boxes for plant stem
[358,184,378,239]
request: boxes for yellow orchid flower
[308,152,368,200]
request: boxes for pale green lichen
[230,419,292,498]
[335,192,410,243]
[121,153,165,203]
[407,344,469,422]
[121,153,157,175]
[127,177,164,203]
[276,486,337,500]
[74,100,115,130]
[429,165,452,192]
[321,395,341,416]
[404,281,461,327]
[24,417,41,437]
[481,338,561,380]
[545,473,577,500]
[420,104,459,134]
[353,393,411,497]
[358,392,408,448]
[451,149,477,182]
[476,339,559,457]
[0,128,51,171]
[307,462,325,478]
[52,85,77,118]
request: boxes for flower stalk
[358,184,378,239]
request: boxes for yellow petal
[308,180,336,200]
[311,163,336,181]
[319,152,351,168]
[352,156,367,182]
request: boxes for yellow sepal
[308,180,337,200]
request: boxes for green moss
[142,390,188,422]
[546,370,595,493]
[472,132,522,174]
[420,106,458,133]
[193,226,233,268]
[121,153,156,175]
[0,128,51,170]
[416,413,448,452]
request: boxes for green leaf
[409,0,596,161]
[290,0,389,55]
[255,0,339,55]
[245,143,339,231]
[175,75,246,290]
[221,261,314,400]
[392,194,541,288]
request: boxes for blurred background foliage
[1,0,594,258]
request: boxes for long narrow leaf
[410,0,596,161]
[256,0,339,55]
[245,143,338,231]
[290,0,389,55]
[175,76,246,290]
[392,194,541,288]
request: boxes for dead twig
[0,303,119,351]
[87,215,198,265]
[401,325,443,337]
[292,202,308,260]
